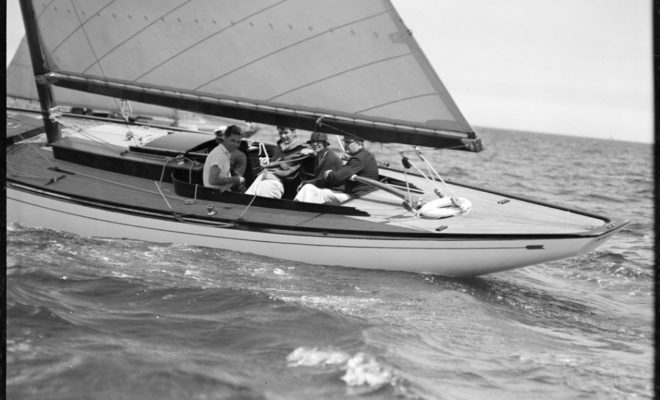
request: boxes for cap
[307,132,329,144]
[343,136,363,144]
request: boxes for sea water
[6,128,654,399]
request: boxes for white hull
[7,186,615,277]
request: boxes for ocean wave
[575,251,653,281]
[424,276,604,333]
[287,347,406,395]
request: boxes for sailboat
[6,0,627,277]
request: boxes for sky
[6,0,654,143]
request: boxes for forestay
[13,0,480,150]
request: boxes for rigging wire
[414,147,457,199]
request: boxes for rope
[401,152,442,193]
[154,181,174,212]
[120,99,133,122]
[401,169,419,218]
[258,142,270,166]
[415,148,456,198]
[236,191,259,222]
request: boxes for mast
[19,0,61,143]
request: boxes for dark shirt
[268,142,307,181]
[305,149,342,185]
[325,148,379,197]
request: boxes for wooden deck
[7,137,607,237]
[346,184,605,235]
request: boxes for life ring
[419,197,471,219]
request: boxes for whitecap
[286,346,350,367]
[341,352,393,388]
[287,348,395,390]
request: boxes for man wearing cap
[203,125,245,191]
[294,136,378,204]
[299,132,342,187]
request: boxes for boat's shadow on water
[422,274,602,332]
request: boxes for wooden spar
[19,0,61,144]
[44,71,483,152]
[351,175,409,201]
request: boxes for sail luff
[18,0,61,143]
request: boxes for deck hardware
[45,175,67,185]
[497,199,510,204]
[184,199,195,205]
[435,225,448,232]
[525,245,544,250]
[207,205,216,215]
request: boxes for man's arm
[325,155,363,186]
[208,165,243,186]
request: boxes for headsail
[7,38,177,119]
[16,0,481,150]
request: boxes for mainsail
[14,0,481,150]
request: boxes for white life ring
[419,197,471,219]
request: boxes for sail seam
[37,0,58,19]
[194,9,391,91]
[81,1,194,75]
[67,0,120,113]
[266,52,411,102]
[49,0,117,56]
[136,0,288,82]
[353,92,438,114]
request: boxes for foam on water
[287,347,397,391]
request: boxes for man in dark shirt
[294,136,378,204]
[298,132,343,188]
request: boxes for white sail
[7,38,177,119]
[15,0,478,147]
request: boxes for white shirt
[203,144,232,191]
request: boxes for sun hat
[307,132,329,145]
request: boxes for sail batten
[11,0,481,150]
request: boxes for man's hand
[300,148,315,156]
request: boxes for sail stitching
[81,1,193,75]
[50,0,117,56]
[266,52,414,102]
[353,92,439,114]
[37,0,58,19]
[194,9,391,91]
[136,0,288,82]
[67,0,122,112]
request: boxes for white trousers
[294,184,350,204]
[245,173,284,198]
